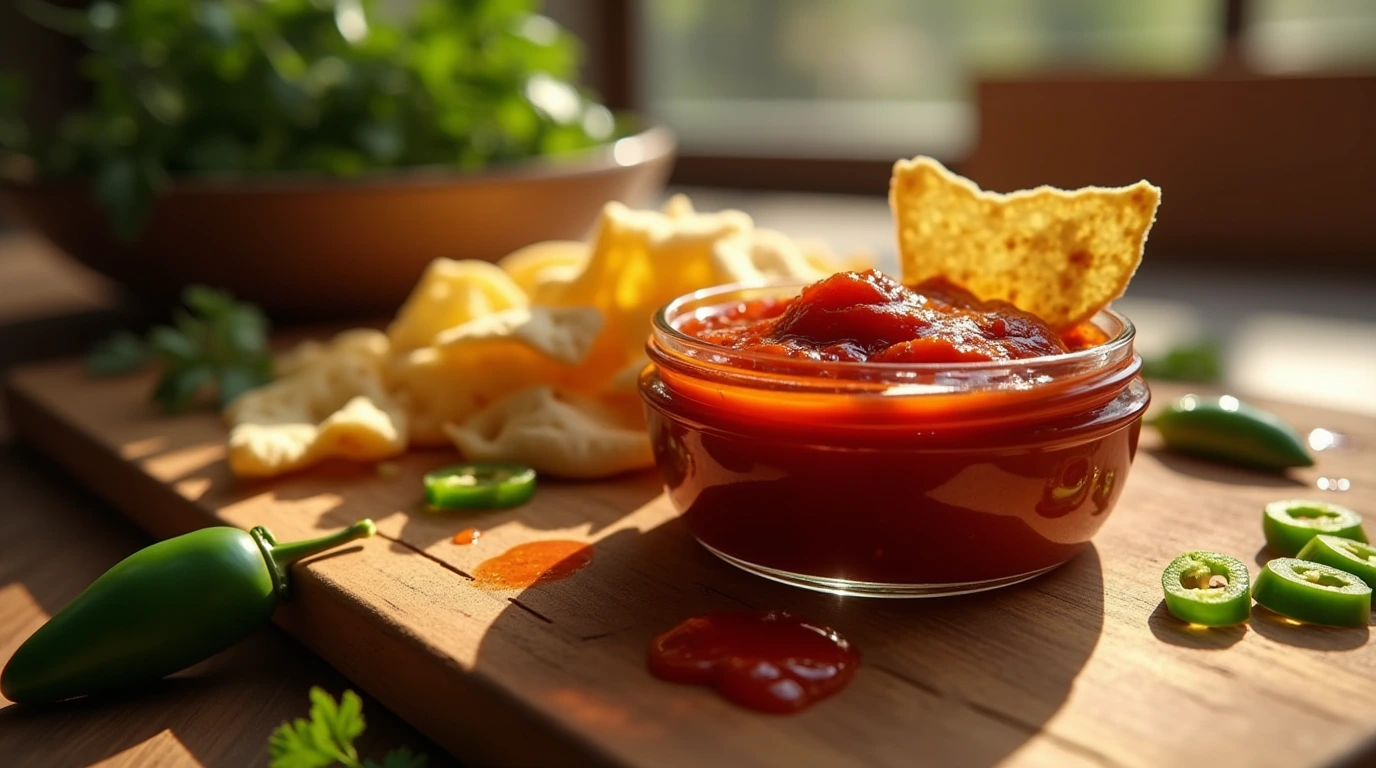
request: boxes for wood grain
[0,443,453,768]
[4,358,1375,768]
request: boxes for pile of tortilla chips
[226,159,1160,480]
[225,195,868,479]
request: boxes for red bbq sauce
[679,269,1099,362]
[472,540,592,590]
[648,611,859,714]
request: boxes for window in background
[1244,0,1376,72]
[640,0,1222,159]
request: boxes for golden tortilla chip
[444,386,652,479]
[891,156,1161,329]
[226,330,407,477]
[497,241,589,297]
[388,259,527,351]
[390,306,607,445]
[435,306,603,366]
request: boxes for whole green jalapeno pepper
[1,519,375,704]
[1153,394,1313,472]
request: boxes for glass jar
[639,282,1150,597]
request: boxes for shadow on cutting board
[466,512,1107,768]
[0,445,454,768]
[1142,447,1307,489]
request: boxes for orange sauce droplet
[472,540,593,590]
[452,527,481,545]
[648,611,859,714]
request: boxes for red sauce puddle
[472,540,593,590]
[648,611,859,714]
[452,527,481,546]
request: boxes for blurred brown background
[2,0,1373,410]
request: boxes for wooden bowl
[1,126,675,319]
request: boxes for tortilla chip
[388,259,527,351]
[435,306,603,366]
[444,386,652,479]
[390,307,607,445]
[891,156,1161,329]
[226,330,407,477]
[497,241,589,297]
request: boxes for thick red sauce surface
[679,270,1097,363]
[472,540,592,590]
[647,611,859,714]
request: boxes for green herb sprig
[85,284,272,412]
[9,0,617,240]
[1140,338,1223,384]
[268,687,429,768]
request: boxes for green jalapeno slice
[1251,558,1371,627]
[1161,551,1251,626]
[424,463,536,510]
[1263,500,1366,557]
[1297,535,1376,593]
[1153,394,1313,472]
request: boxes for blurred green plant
[8,0,618,240]
[86,284,273,412]
[1141,338,1224,384]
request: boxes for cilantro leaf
[310,687,365,763]
[269,688,429,768]
[268,716,342,768]
[85,330,150,376]
[145,285,273,412]
[151,363,214,413]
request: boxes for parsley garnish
[268,688,428,768]
[85,284,272,412]
[1140,338,1224,384]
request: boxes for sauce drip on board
[452,527,481,545]
[679,270,1096,363]
[648,611,859,714]
[472,540,593,590]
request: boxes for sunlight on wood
[102,731,194,768]
[544,688,667,739]
[222,490,344,522]
[140,442,226,482]
[119,436,168,461]
[174,477,212,501]
[0,583,42,617]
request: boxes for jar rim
[650,279,1137,388]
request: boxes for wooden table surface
[0,236,452,768]
[3,233,1375,768]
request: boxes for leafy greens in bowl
[4,0,624,238]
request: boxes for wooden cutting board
[5,360,1375,768]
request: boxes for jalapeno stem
[266,520,377,568]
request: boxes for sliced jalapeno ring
[1153,394,1313,472]
[1161,551,1251,626]
[424,463,536,510]
[1263,499,1366,557]
[1251,558,1371,627]
[1297,535,1376,592]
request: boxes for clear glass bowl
[639,281,1150,598]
